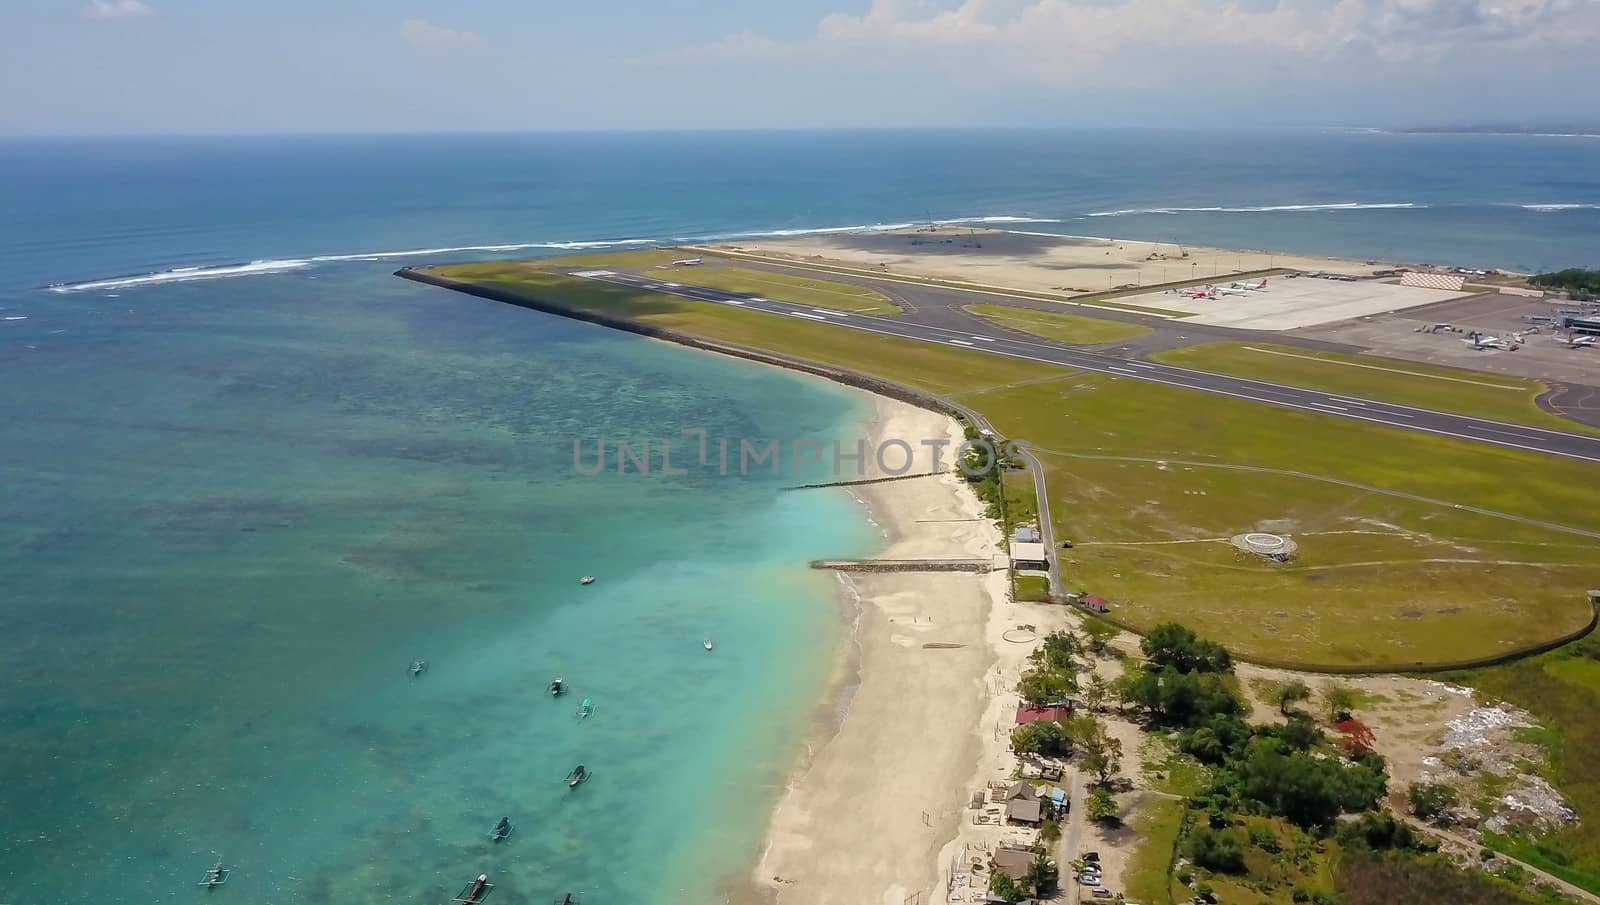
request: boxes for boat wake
[45,215,1061,294]
[1087,202,1425,217]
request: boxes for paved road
[573,269,1600,464]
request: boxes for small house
[1081,595,1111,614]
[991,847,1038,881]
[1015,704,1070,726]
[1006,797,1043,824]
[1011,542,1049,571]
[1013,526,1042,545]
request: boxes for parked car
[1092,888,1114,898]
[1083,851,1100,862]
[1078,875,1101,886]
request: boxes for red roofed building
[1015,705,1070,725]
[1081,596,1111,613]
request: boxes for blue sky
[4,0,1599,134]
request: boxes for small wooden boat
[197,857,230,889]
[577,697,593,718]
[566,764,587,788]
[549,677,564,697]
[490,817,513,842]
[555,895,577,905]
[579,576,595,585]
[703,640,714,652]
[454,873,494,904]
[410,659,428,677]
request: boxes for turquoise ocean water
[2,129,1599,904]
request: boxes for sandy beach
[752,394,1008,905]
[702,226,1394,295]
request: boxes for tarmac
[568,264,1600,463]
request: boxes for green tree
[1278,679,1311,716]
[1324,684,1358,723]
[1082,618,1120,654]
[1030,630,1081,671]
[1040,818,1062,843]
[1186,827,1246,873]
[1084,672,1110,712]
[1087,786,1119,823]
[1024,853,1059,898]
[990,870,1026,904]
[1011,719,1071,757]
[1018,665,1076,708]
[1073,718,1124,783]
[1142,623,1232,674]
[1407,781,1459,821]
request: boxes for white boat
[703,640,714,652]
[579,576,595,585]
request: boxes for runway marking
[1310,402,1349,412]
[786,311,827,320]
[971,335,996,342]
[723,300,745,306]
[1328,397,1368,407]
[1108,367,1138,375]
[567,272,1600,463]
[570,270,614,277]
[949,339,974,346]
[813,309,847,317]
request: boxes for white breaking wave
[44,214,1063,294]
[1087,202,1424,217]
[931,215,1063,224]
[49,259,314,293]
[1518,203,1600,212]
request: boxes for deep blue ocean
[2,129,1599,905]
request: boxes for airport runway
[571,268,1600,464]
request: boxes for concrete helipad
[1126,278,1472,331]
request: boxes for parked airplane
[1562,334,1596,348]
[670,257,704,266]
[1463,331,1514,351]
[1179,287,1217,300]
[1231,278,1269,291]
[1213,285,1251,297]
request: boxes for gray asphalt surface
[572,268,1600,464]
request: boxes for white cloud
[673,0,1600,72]
[83,0,152,19]
[400,18,483,49]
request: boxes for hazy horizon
[6,0,1600,136]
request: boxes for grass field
[640,264,902,313]
[963,304,1152,345]
[1123,797,1186,904]
[957,372,1600,665]
[429,260,1066,395]
[1152,342,1600,437]
[1450,637,1600,894]
[428,252,1600,668]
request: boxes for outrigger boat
[579,576,595,585]
[197,856,230,889]
[566,764,587,788]
[490,817,513,842]
[453,873,495,904]
[577,697,593,718]
[548,677,564,696]
[410,659,428,677]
